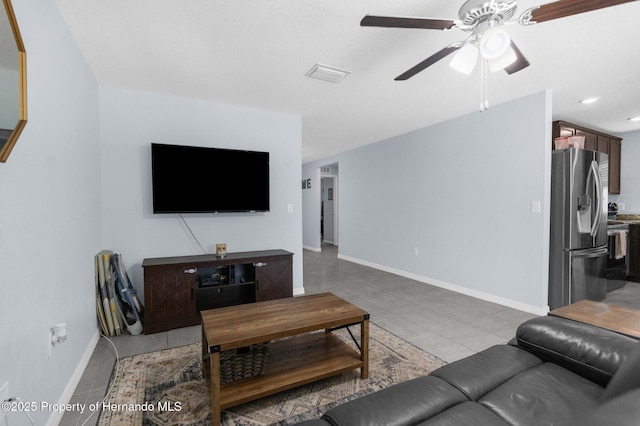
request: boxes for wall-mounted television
[151,143,270,213]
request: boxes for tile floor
[62,245,538,425]
[603,280,640,310]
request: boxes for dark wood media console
[142,249,293,334]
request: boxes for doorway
[320,164,338,249]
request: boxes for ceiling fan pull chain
[479,59,489,112]
[479,59,483,111]
[484,59,489,110]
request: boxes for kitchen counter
[608,221,629,232]
[614,213,640,222]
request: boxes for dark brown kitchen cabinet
[629,224,640,282]
[609,139,621,194]
[142,249,293,333]
[597,135,610,154]
[552,121,622,194]
[575,130,597,151]
[557,124,577,138]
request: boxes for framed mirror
[0,0,26,163]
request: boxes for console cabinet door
[255,259,293,302]
[144,267,198,333]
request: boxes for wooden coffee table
[549,300,640,339]
[201,292,369,425]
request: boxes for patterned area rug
[98,323,445,425]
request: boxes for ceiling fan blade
[504,41,530,75]
[395,45,461,81]
[530,0,639,23]
[360,15,456,30]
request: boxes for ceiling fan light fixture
[449,43,479,75]
[479,26,511,60]
[488,46,517,72]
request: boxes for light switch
[287,204,294,213]
[531,201,541,214]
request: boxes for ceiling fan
[361,0,638,81]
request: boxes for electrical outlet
[0,381,9,422]
[48,329,53,358]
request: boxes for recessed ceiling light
[305,63,351,83]
[628,116,640,122]
[580,97,600,104]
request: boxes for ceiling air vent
[305,63,351,83]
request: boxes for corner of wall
[45,329,101,426]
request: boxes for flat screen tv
[151,143,270,213]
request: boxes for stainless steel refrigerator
[549,148,608,310]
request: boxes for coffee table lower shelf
[206,331,364,411]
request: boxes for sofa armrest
[319,376,467,426]
[574,389,640,426]
[292,420,332,426]
[516,316,639,386]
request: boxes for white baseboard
[303,245,321,252]
[337,253,549,316]
[293,286,306,296]
[46,329,101,426]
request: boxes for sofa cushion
[320,376,467,426]
[600,345,640,402]
[479,363,603,426]
[417,402,509,426]
[516,316,638,386]
[430,345,541,400]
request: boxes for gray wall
[321,177,335,244]
[0,4,303,424]
[303,91,552,314]
[0,1,102,424]
[610,129,640,212]
[302,166,321,250]
[99,86,304,299]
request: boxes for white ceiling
[53,0,640,162]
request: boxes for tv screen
[151,143,270,213]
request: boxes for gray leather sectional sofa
[295,316,640,426]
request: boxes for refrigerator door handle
[590,160,603,238]
[571,246,608,258]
